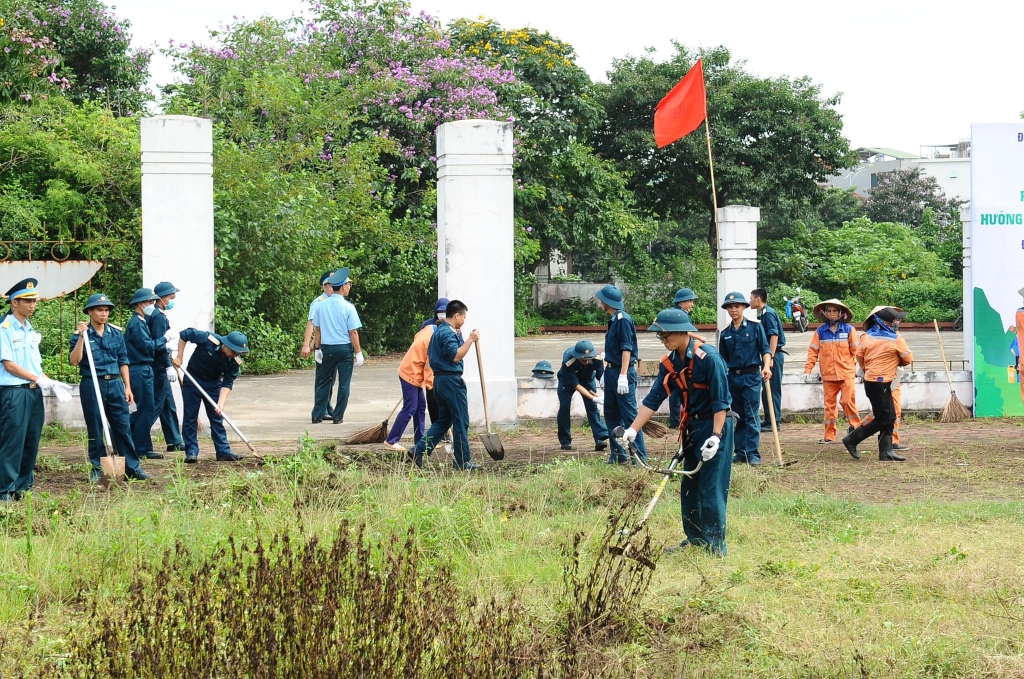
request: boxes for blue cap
[435,297,450,313]
[129,288,159,306]
[721,292,750,309]
[673,288,698,304]
[153,281,180,297]
[648,308,698,333]
[319,270,336,286]
[4,278,39,301]
[328,267,351,287]
[83,293,115,311]
[595,284,624,310]
[571,339,598,360]
[221,331,250,354]
[532,359,555,378]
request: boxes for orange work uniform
[804,321,861,441]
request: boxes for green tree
[594,44,858,252]
[865,167,963,227]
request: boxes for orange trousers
[823,379,862,442]
[863,382,902,444]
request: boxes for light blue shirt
[312,294,362,345]
[0,314,44,386]
[308,293,328,322]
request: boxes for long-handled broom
[934,319,971,423]
[343,399,402,445]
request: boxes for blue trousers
[604,365,645,463]
[79,375,143,472]
[761,351,784,428]
[0,385,44,494]
[182,376,233,458]
[556,377,608,446]
[413,374,471,467]
[152,365,183,447]
[680,416,736,555]
[729,373,762,462]
[128,364,156,454]
[386,377,426,445]
[312,344,354,421]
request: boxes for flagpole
[704,117,722,272]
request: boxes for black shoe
[455,462,481,471]
[892,443,910,451]
[125,467,151,481]
[560,444,575,451]
[595,439,608,452]
[216,452,243,462]
[732,454,746,464]
[332,419,343,424]
[0,493,16,503]
[12,491,24,501]
[141,451,165,460]
[748,458,762,467]
[311,418,323,424]
[406,448,423,468]
[664,540,692,555]
[184,454,198,464]
[166,444,185,452]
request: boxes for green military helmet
[83,293,115,312]
[532,359,555,379]
[648,308,698,333]
[222,331,250,354]
[721,291,750,309]
[128,287,159,306]
[673,288,698,304]
[571,339,598,360]
[595,284,624,310]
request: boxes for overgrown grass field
[3,426,1024,677]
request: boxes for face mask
[143,304,155,316]
[165,301,175,311]
[438,313,446,320]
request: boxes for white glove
[36,375,55,390]
[855,366,865,379]
[597,351,606,362]
[616,374,629,394]
[51,382,73,403]
[166,367,178,383]
[163,329,178,343]
[621,427,637,445]
[355,351,365,367]
[593,391,604,406]
[803,373,813,383]
[700,435,721,461]
[315,349,323,364]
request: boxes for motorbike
[953,304,964,331]
[784,289,809,333]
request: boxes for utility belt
[434,370,463,376]
[84,374,121,381]
[689,409,740,423]
[604,361,635,369]
[729,365,761,376]
[2,382,39,390]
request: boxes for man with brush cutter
[620,308,735,556]
[406,300,480,470]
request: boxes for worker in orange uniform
[803,299,862,444]
[862,318,910,451]
[842,306,913,462]
[382,320,436,451]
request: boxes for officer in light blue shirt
[310,267,364,424]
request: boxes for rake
[934,319,971,423]
[343,399,402,445]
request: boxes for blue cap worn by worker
[648,308,698,333]
[221,331,250,354]
[595,284,624,310]
[83,293,115,312]
[128,288,159,306]
[673,288,698,305]
[721,291,750,309]
[435,297,450,313]
[153,281,180,297]
[571,339,598,360]
[5,278,39,301]
[532,359,555,379]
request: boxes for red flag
[653,60,707,148]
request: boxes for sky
[112,0,1024,155]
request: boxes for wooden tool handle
[764,383,785,466]
[933,320,956,392]
[386,398,403,421]
[474,340,493,434]
[81,331,115,455]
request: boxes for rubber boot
[842,426,869,460]
[878,434,905,462]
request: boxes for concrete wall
[535,281,606,307]
[828,159,904,196]
[909,158,971,203]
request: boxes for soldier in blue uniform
[407,299,480,470]
[310,268,364,424]
[750,288,786,432]
[621,308,735,555]
[595,284,645,463]
[172,328,249,463]
[555,339,609,452]
[669,288,699,429]
[423,298,450,428]
[0,279,69,500]
[717,292,771,466]
[125,288,177,460]
[149,281,184,452]
[69,293,150,482]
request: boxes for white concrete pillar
[436,120,517,426]
[961,205,972,369]
[716,205,760,328]
[141,116,215,334]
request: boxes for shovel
[764,378,797,468]
[81,330,124,488]
[179,366,262,460]
[473,340,504,461]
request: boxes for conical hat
[812,298,852,323]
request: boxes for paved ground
[225,329,966,444]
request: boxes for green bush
[891,278,961,323]
[537,299,606,326]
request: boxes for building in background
[828,140,971,203]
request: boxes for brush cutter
[607,425,703,569]
[82,332,124,488]
[179,367,262,460]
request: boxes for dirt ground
[29,418,1024,505]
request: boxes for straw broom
[641,420,670,439]
[934,320,971,423]
[343,399,402,445]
